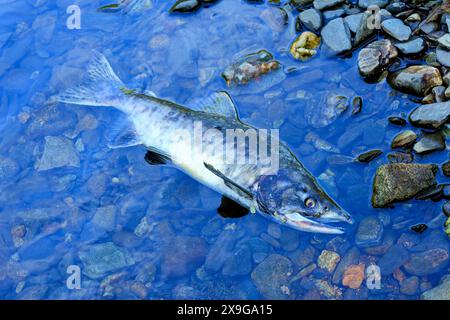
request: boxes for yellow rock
[445,217,450,238]
[290,31,321,61]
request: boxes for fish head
[256,168,353,234]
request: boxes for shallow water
[0,0,448,300]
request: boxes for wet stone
[387,65,442,96]
[391,130,417,149]
[409,102,450,129]
[290,32,321,61]
[371,163,438,208]
[36,136,80,171]
[443,161,450,177]
[354,12,375,46]
[356,149,382,163]
[355,216,383,247]
[313,0,344,11]
[321,18,351,55]
[388,116,406,126]
[394,37,426,55]
[78,242,135,279]
[344,13,363,33]
[317,250,340,273]
[251,254,293,300]
[381,18,411,41]
[438,34,450,50]
[386,1,406,14]
[421,275,450,300]
[413,132,445,154]
[358,39,397,77]
[169,0,201,13]
[358,0,388,9]
[299,9,322,31]
[436,46,450,68]
[342,264,365,289]
[443,202,450,217]
[322,8,345,21]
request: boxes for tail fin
[56,52,124,108]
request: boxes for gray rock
[251,254,293,299]
[409,101,450,129]
[381,18,411,41]
[0,155,19,179]
[91,205,117,232]
[387,65,442,96]
[404,247,449,276]
[377,244,410,275]
[371,163,438,208]
[313,0,344,11]
[36,136,80,171]
[400,276,419,296]
[421,274,450,300]
[394,37,426,55]
[78,242,135,279]
[438,34,450,50]
[321,18,352,55]
[299,8,323,31]
[358,0,388,9]
[436,45,450,67]
[355,216,383,247]
[358,39,397,77]
[420,22,438,34]
[323,8,345,21]
[354,12,375,46]
[344,13,363,33]
[413,132,445,154]
[386,1,406,14]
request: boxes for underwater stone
[342,264,365,289]
[299,8,322,31]
[413,132,445,154]
[36,136,80,171]
[78,242,135,279]
[321,18,351,55]
[421,275,450,300]
[358,39,397,77]
[355,216,383,247]
[388,65,442,96]
[355,149,382,163]
[400,276,419,296]
[404,247,449,276]
[377,244,410,275]
[290,32,321,61]
[169,0,201,13]
[251,254,293,300]
[381,18,411,41]
[317,250,340,273]
[390,130,417,149]
[0,155,19,179]
[443,161,450,177]
[371,163,438,208]
[409,101,450,129]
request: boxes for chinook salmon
[56,52,353,234]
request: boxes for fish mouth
[281,211,352,234]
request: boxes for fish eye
[305,198,316,208]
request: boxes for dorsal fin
[190,91,240,120]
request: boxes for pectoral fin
[144,147,172,165]
[217,196,249,218]
[204,162,253,200]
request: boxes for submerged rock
[443,161,450,177]
[388,65,442,96]
[355,216,383,247]
[371,163,438,208]
[321,18,351,55]
[317,250,340,273]
[36,136,80,171]
[356,149,382,163]
[404,247,449,276]
[391,130,417,149]
[394,37,427,55]
[381,18,411,41]
[342,264,365,289]
[413,132,445,154]
[421,275,450,300]
[169,0,201,13]
[78,242,135,279]
[251,254,292,300]
[299,8,322,31]
[313,0,344,10]
[0,155,19,179]
[289,32,321,61]
[409,102,450,129]
[358,39,397,77]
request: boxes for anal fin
[217,196,249,218]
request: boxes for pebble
[409,101,450,129]
[313,0,345,11]
[413,132,445,154]
[358,0,388,9]
[436,46,450,67]
[443,161,450,177]
[344,13,363,33]
[358,39,397,77]
[400,276,419,296]
[388,116,407,126]
[394,37,426,55]
[356,149,382,163]
[36,136,80,171]
[438,34,450,50]
[299,8,323,31]
[381,18,411,41]
[391,130,417,149]
[388,65,443,96]
[169,0,201,13]
[342,264,365,289]
[355,216,383,247]
[317,250,341,273]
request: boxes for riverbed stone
[436,45,450,67]
[400,276,419,296]
[321,18,352,55]
[354,12,375,46]
[413,132,445,154]
[251,254,293,300]
[394,37,426,55]
[381,18,411,41]
[317,250,340,272]
[443,161,450,177]
[391,130,417,148]
[299,8,322,31]
[358,0,388,9]
[404,247,449,276]
[0,155,19,179]
[342,264,365,289]
[371,163,438,208]
[387,65,442,96]
[36,136,80,171]
[355,216,383,247]
[358,39,397,77]
[344,13,363,33]
[377,244,410,275]
[421,274,450,300]
[313,0,344,10]
[409,102,450,129]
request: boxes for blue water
[0,0,448,300]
